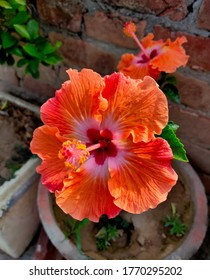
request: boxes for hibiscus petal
[108,137,178,214]
[151,36,189,73]
[117,53,160,80]
[102,73,168,143]
[30,125,68,192]
[40,69,106,138]
[55,158,121,222]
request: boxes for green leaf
[22,43,41,58]
[0,1,12,9]
[25,63,40,79]
[13,24,31,40]
[14,0,26,5]
[9,46,23,56]
[75,218,89,231]
[161,83,180,104]
[28,58,39,74]
[0,49,7,64]
[43,53,63,65]
[6,54,15,65]
[165,75,177,86]
[1,32,17,49]
[8,11,29,26]
[17,58,28,67]
[167,121,179,133]
[41,41,62,55]
[27,19,39,40]
[159,122,188,162]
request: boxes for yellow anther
[123,21,136,37]
[58,139,90,170]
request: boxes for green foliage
[158,73,180,103]
[95,215,132,251]
[158,121,188,162]
[63,218,89,253]
[163,203,186,237]
[0,0,62,78]
[95,224,121,251]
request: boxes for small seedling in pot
[95,215,133,251]
[63,218,89,254]
[95,224,123,251]
[163,203,186,237]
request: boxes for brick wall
[1,0,210,193]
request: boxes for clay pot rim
[37,161,208,260]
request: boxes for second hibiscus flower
[117,21,189,80]
[30,68,178,222]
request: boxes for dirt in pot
[0,99,41,185]
[53,179,194,260]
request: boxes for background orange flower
[117,22,189,80]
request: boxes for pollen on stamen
[123,21,137,37]
[58,139,90,170]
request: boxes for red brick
[49,32,119,76]
[36,0,83,33]
[175,72,210,112]
[84,12,146,49]
[154,25,210,72]
[169,104,210,149]
[197,0,210,31]
[102,0,190,21]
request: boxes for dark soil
[0,99,41,185]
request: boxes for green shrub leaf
[0,49,7,64]
[1,32,18,49]
[14,0,26,5]
[22,43,41,58]
[25,60,40,79]
[161,84,180,104]
[13,24,31,40]
[0,1,12,9]
[158,122,188,162]
[17,58,28,67]
[41,41,62,55]
[43,53,63,65]
[9,46,23,56]
[6,54,15,65]
[27,19,39,40]
[8,11,29,26]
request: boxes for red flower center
[87,128,118,165]
[137,49,158,64]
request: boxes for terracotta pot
[0,91,40,258]
[37,161,208,260]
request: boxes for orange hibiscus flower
[30,69,178,222]
[117,22,189,80]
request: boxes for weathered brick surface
[22,64,60,102]
[49,32,119,76]
[182,141,210,174]
[0,65,18,86]
[175,72,210,112]
[154,25,210,72]
[36,0,83,33]
[84,12,146,49]
[197,0,210,31]
[101,0,191,21]
[169,104,210,149]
